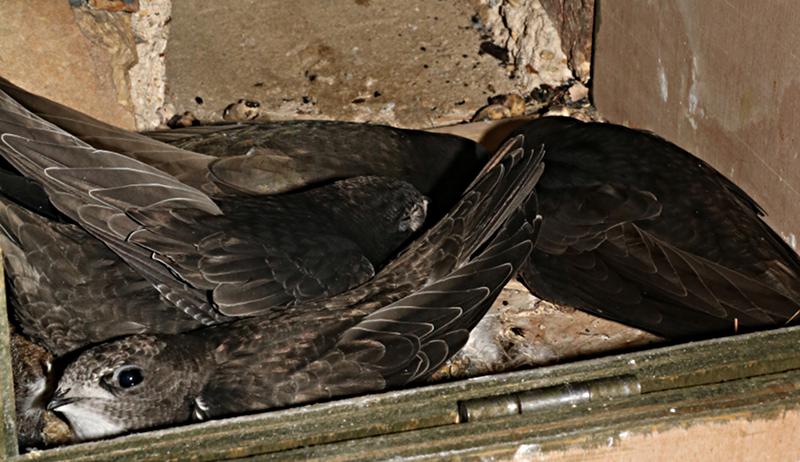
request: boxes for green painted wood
[0,254,20,458]
[253,369,800,461]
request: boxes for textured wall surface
[594,0,800,246]
[1,1,594,130]
[0,0,139,129]
[163,0,524,128]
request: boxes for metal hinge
[458,375,641,422]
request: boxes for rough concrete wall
[128,0,171,129]
[539,0,594,82]
[162,0,525,128]
[0,0,139,129]
[594,0,800,247]
[161,0,593,127]
[476,0,593,90]
[1,1,594,130]
[0,0,172,130]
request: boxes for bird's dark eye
[116,367,144,389]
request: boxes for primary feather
[50,136,544,440]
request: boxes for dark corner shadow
[476,116,538,152]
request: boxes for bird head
[49,334,206,441]
[321,176,429,263]
[357,178,429,263]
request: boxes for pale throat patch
[57,403,126,440]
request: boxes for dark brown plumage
[0,77,488,222]
[511,117,800,337]
[135,114,800,338]
[0,184,203,356]
[49,136,543,441]
[148,116,800,338]
[0,80,438,355]
[0,78,541,442]
[4,77,797,442]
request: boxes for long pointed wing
[0,77,218,193]
[196,137,544,414]
[332,212,541,387]
[0,192,203,355]
[0,84,239,323]
[0,78,488,212]
[525,218,800,337]
[515,116,800,338]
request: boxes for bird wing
[0,85,221,216]
[0,193,203,355]
[0,87,385,321]
[146,120,488,199]
[524,181,800,337]
[1,79,487,206]
[509,117,800,338]
[181,121,487,204]
[0,77,218,193]
[196,136,543,414]
[0,166,63,221]
[124,210,376,317]
[317,213,540,389]
[0,86,237,322]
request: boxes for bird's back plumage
[196,137,543,416]
[0,77,488,221]
[51,136,543,439]
[0,78,432,343]
[513,117,800,337]
[0,177,203,355]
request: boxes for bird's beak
[47,388,77,411]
